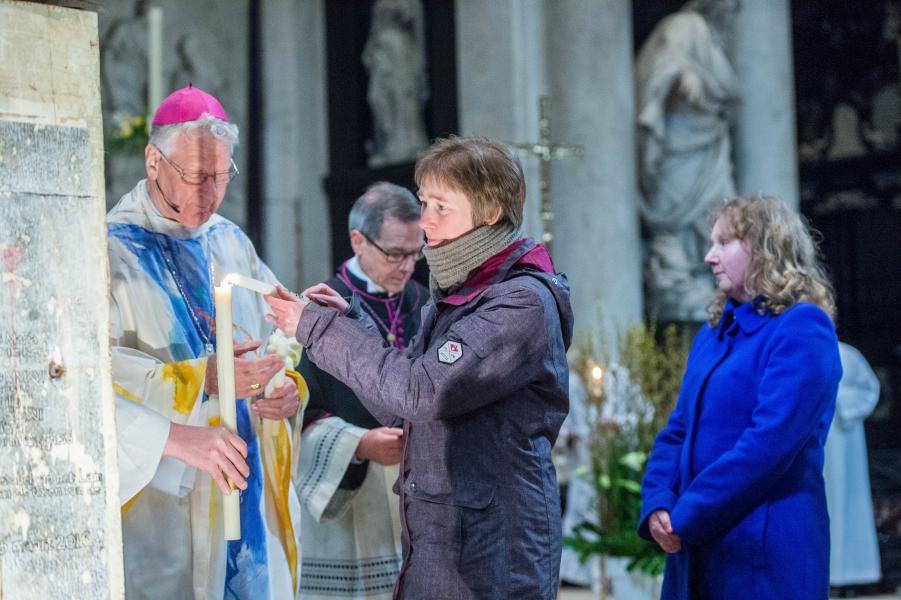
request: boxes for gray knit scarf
[423,223,521,301]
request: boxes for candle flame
[591,365,604,382]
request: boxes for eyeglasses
[155,145,239,186]
[362,232,425,264]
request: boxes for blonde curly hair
[707,194,836,327]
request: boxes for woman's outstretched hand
[302,283,350,313]
[265,286,306,338]
[265,284,350,339]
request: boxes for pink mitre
[151,83,230,125]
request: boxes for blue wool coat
[639,299,841,599]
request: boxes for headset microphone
[155,179,181,214]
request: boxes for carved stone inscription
[0,121,119,597]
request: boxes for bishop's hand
[251,377,300,421]
[164,423,249,496]
[204,339,284,398]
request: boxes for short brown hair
[414,136,525,228]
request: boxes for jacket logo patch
[437,340,464,364]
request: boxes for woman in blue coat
[639,194,842,599]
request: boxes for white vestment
[824,342,881,586]
[559,374,596,586]
[108,180,302,599]
[296,418,402,598]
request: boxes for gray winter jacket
[296,240,574,599]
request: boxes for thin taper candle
[223,273,276,296]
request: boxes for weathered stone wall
[0,2,124,597]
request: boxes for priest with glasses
[296,182,428,598]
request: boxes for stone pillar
[732,0,799,208]
[0,2,123,597]
[261,0,331,290]
[455,0,548,239]
[545,0,643,336]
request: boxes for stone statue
[362,0,429,168]
[99,1,149,122]
[168,33,229,106]
[636,0,740,322]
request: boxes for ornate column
[732,0,800,208]
[545,0,643,336]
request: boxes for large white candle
[147,6,163,115]
[214,282,241,541]
[223,273,276,296]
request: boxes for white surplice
[296,416,402,599]
[825,342,882,586]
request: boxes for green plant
[564,321,688,577]
[106,112,150,156]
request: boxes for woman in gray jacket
[267,137,573,599]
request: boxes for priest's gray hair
[148,113,240,156]
[348,182,420,240]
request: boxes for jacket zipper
[392,420,413,598]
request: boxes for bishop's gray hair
[348,182,421,240]
[148,112,240,155]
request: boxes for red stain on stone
[2,244,25,272]
[2,243,25,408]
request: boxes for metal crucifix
[513,96,584,255]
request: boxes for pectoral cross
[513,96,584,255]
